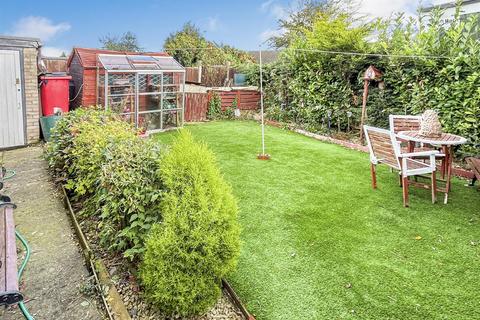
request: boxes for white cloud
[12,16,70,41]
[259,28,285,42]
[260,0,289,20]
[354,0,418,20]
[41,46,68,57]
[261,0,275,11]
[207,16,219,31]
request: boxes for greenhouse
[97,53,185,132]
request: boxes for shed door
[0,50,25,149]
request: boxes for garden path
[0,146,104,320]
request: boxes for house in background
[421,0,480,20]
[0,36,41,149]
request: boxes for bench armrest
[400,150,439,158]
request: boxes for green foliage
[93,139,163,259]
[164,22,253,66]
[257,2,480,155]
[140,130,240,316]
[207,93,239,120]
[66,113,137,199]
[45,107,116,178]
[99,31,143,52]
[268,0,357,48]
[207,92,222,120]
[46,108,164,259]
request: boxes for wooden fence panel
[217,90,260,110]
[184,93,209,122]
[185,67,201,84]
[184,90,260,122]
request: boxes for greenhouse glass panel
[98,53,185,132]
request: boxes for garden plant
[45,108,240,316]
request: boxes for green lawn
[155,121,480,320]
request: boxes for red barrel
[40,75,72,116]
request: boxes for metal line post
[259,47,265,155]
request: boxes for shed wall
[82,69,97,106]
[23,47,40,143]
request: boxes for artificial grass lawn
[155,121,480,320]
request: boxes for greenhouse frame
[97,53,185,132]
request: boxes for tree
[163,22,254,66]
[268,0,360,48]
[99,31,143,52]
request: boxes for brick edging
[265,120,475,180]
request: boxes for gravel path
[0,146,104,320]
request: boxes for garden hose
[0,167,35,319]
[2,169,16,180]
[16,230,35,320]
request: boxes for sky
[0,0,428,57]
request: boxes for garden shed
[67,48,185,132]
[0,36,41,149]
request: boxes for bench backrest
[364,125,401,170]
[389,115,422,134]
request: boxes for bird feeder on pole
[359,65,383,142]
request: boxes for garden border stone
[61,186,131,320]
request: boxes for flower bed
[46,107,245,319]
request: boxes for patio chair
[364,125,439,207]
[389,114,446,175]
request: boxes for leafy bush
[207,92,222,120]
[223,97,238,120]
[46,107,165,259]
[45,107,113,178]
[66,113,137,199]
[93,138,163,259]
[140,130,240,316]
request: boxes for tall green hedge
[249,7,480,156]
[140,130,240,316]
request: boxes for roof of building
[98,53,184,72]
[0,35,41,48]
[67,47,170,68]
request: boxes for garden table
[397,131,467,204]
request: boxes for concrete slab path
[1,146,104,320]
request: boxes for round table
[397,131,468,204]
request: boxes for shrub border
[60,185,255,320]
[265,120,475,180]
[61,185,131,320]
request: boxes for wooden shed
[67,48,169,108]
[0,36,41,149]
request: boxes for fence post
[198,61,202,84]
[236,90,241,109]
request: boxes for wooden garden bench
[0,196,23,306]
[466,157,480,186]
[364,125,438,207]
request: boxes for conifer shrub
[140,130,240,316]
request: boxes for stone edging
[61,186,131,320]
[266,120,475,180]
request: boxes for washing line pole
[257,46,270,160]
[260,48,265,154]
